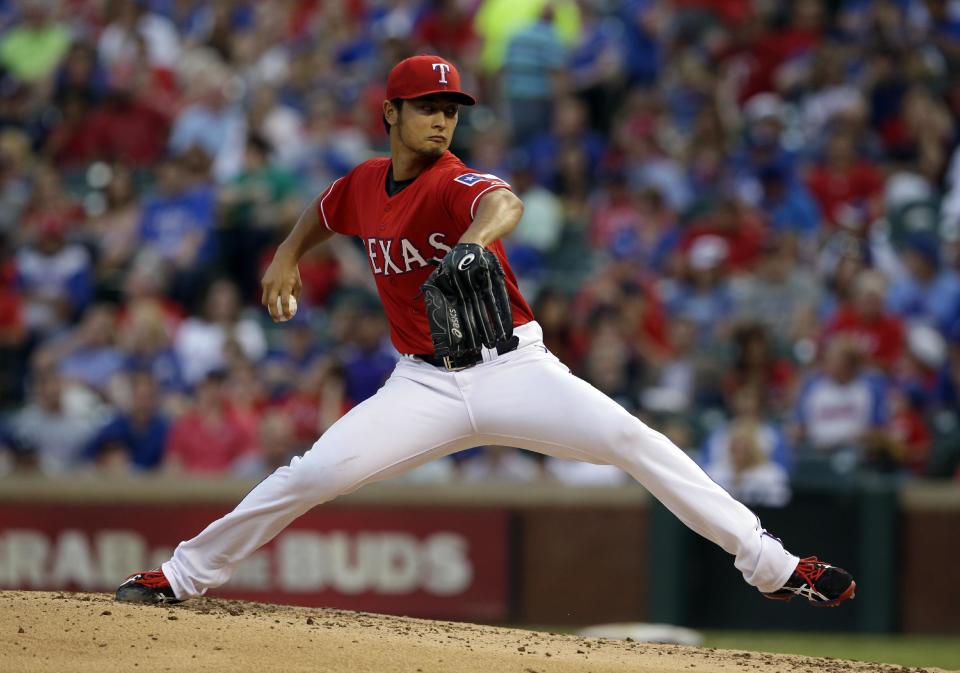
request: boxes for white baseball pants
[163,321,798,598]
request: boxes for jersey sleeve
[315,171,358,236]
[441,169,513,230]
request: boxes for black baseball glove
[421,243,514,360]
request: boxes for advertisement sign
[0,504,508,620]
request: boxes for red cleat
[115,569,180,604]
[763,556,856,607]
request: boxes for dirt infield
[0,591,950,673]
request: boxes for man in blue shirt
[139,155,217,271]
[502,6,567,145]
[84,371,169,471]
[888,234,960,333]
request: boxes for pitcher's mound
[0,591,947,673]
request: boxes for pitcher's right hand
[261,249,302,323]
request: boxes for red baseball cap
[386,55,476,106]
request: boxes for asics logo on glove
[448,306,462,339]
[457,253,475,271]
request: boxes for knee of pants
[283,450,360,507]
[599,415,661,464]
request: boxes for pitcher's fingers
[278,289,292,320]
[265,285,281,321]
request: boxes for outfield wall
[0,477,955,633]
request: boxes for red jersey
[316,151,534,354]
[822,307,905,369]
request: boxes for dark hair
[246,132,272,158]
[382,98,403,135]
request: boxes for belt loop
[442,356,469,372]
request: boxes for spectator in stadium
[935,325,960,413]
[0,0,70,82]
[5,363,102,474]
[0,232,24,406]
[755,163,822,243]
[887,234,960,333]
[615,0,663,86]
[792,336,890,460]
[53,41,107,105]
[532,288,575,366]
[590,173,663,264]
[118,250,183,333]
[567,0,627,134]
[163,369,255,474]
[97,0,180,84]
[223,358,269,445]
[274,357,349,447]
[138,154,217,271]
[661,235,734,348]
[822,269,905,371]
[261,313,322,389]
[732,235,820,349]
[621,277,672,359]
[15,212,93,338]
[894,85,954,183]
[0,423,31,476]
[570,264,671,369]
[413,0,479,63]
[806,129,884,231]
[16,163,83,247]
[705,383,791,469]
[337,308,397,405]
[729,94,797,194]
[797,44,865,144]
[503,153,563,290]
[580,306,643,412]
[82,77,171,168]
[119,295,186,406]
[218,133,303,298]
[174,277,267,387]
[887,385,933,476]
[43,302,126,398]
[83,370,169,473]
[292,91,372,198]
[612,95,693,213]
[87,164,142,284]
[679,198,764,273]
[168,58,245,182]
[233,408,301,479]
[501,4,568,146]
[41,89,100,168]
[641,315,697,415]
[526,97,606,193]
[817,239,867,315]
[0,129,32,238]
[722,322,795,414]
[705,417,791,507]
[244,85,305,170]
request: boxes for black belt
[414,336,519,371]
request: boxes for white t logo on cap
[432,63,450,84]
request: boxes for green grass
[702,631,960,670]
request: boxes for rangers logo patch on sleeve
[453,172,507,187]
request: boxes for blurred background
[0,0,958,668]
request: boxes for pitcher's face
[388,95,460,158]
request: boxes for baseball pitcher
[117,56,855,608]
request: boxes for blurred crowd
[1,0,960,502]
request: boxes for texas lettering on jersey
[364,232,452,276]
[316,152,534,354]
